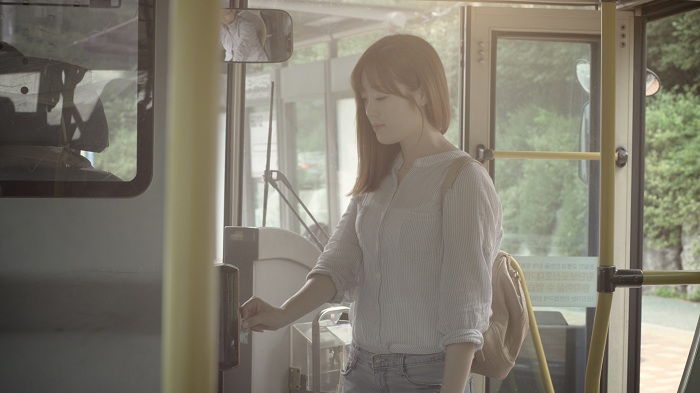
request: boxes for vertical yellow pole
[162,1,220,392]
[585,2,616,393]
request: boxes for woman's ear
[413,88,427,107]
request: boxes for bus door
[465,6,634,393]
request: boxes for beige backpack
[440,155,529,380]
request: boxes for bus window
[640,7,700,390]
[0,0,154,197]
[240,0,462,239]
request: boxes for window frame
[0,0,155,198]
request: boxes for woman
[240,34,503,393]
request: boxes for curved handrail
[510,257,555,393]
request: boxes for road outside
[640,294,700,393]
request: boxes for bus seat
[0,42,109,153]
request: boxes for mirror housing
[219,8,293,63]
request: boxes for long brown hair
[349,34,450,196]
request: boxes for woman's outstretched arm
[239,274,336,332]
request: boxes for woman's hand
[239,297,289,332]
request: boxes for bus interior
[2,1,700,392]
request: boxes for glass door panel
[490,36,598,393]
[495,38,596,257]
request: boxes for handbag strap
[440,155,479,207]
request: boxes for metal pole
[642,271,700,286]
[585,2,617,393]
[162,0,220,392]
[224,0,248,228]
[491,151,600,161]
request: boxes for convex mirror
[219,8,293,63]
[576,58,661,97]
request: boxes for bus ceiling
[366,0,700,12]
[259,0,700,53]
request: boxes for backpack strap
[440,155,479,207]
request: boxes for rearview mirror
[576,58,660,97]
[219,8,293,63]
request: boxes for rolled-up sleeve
[438,163,503,351]
[308,197,364,304]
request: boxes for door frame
[465,6,635,392]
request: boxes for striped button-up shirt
[309,150,503,354]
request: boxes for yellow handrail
[585,2,617,393]
[491,151,600,161]
[510,257,555,393]
[642,270,700,286]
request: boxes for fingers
[238,298,289,333]
[239,297,276,332]
[239,297,259,319]
[240,296,268,319]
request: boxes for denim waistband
[350,343,446,369]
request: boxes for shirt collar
[393,150,465,170]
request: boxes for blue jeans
[340,343,473,393]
